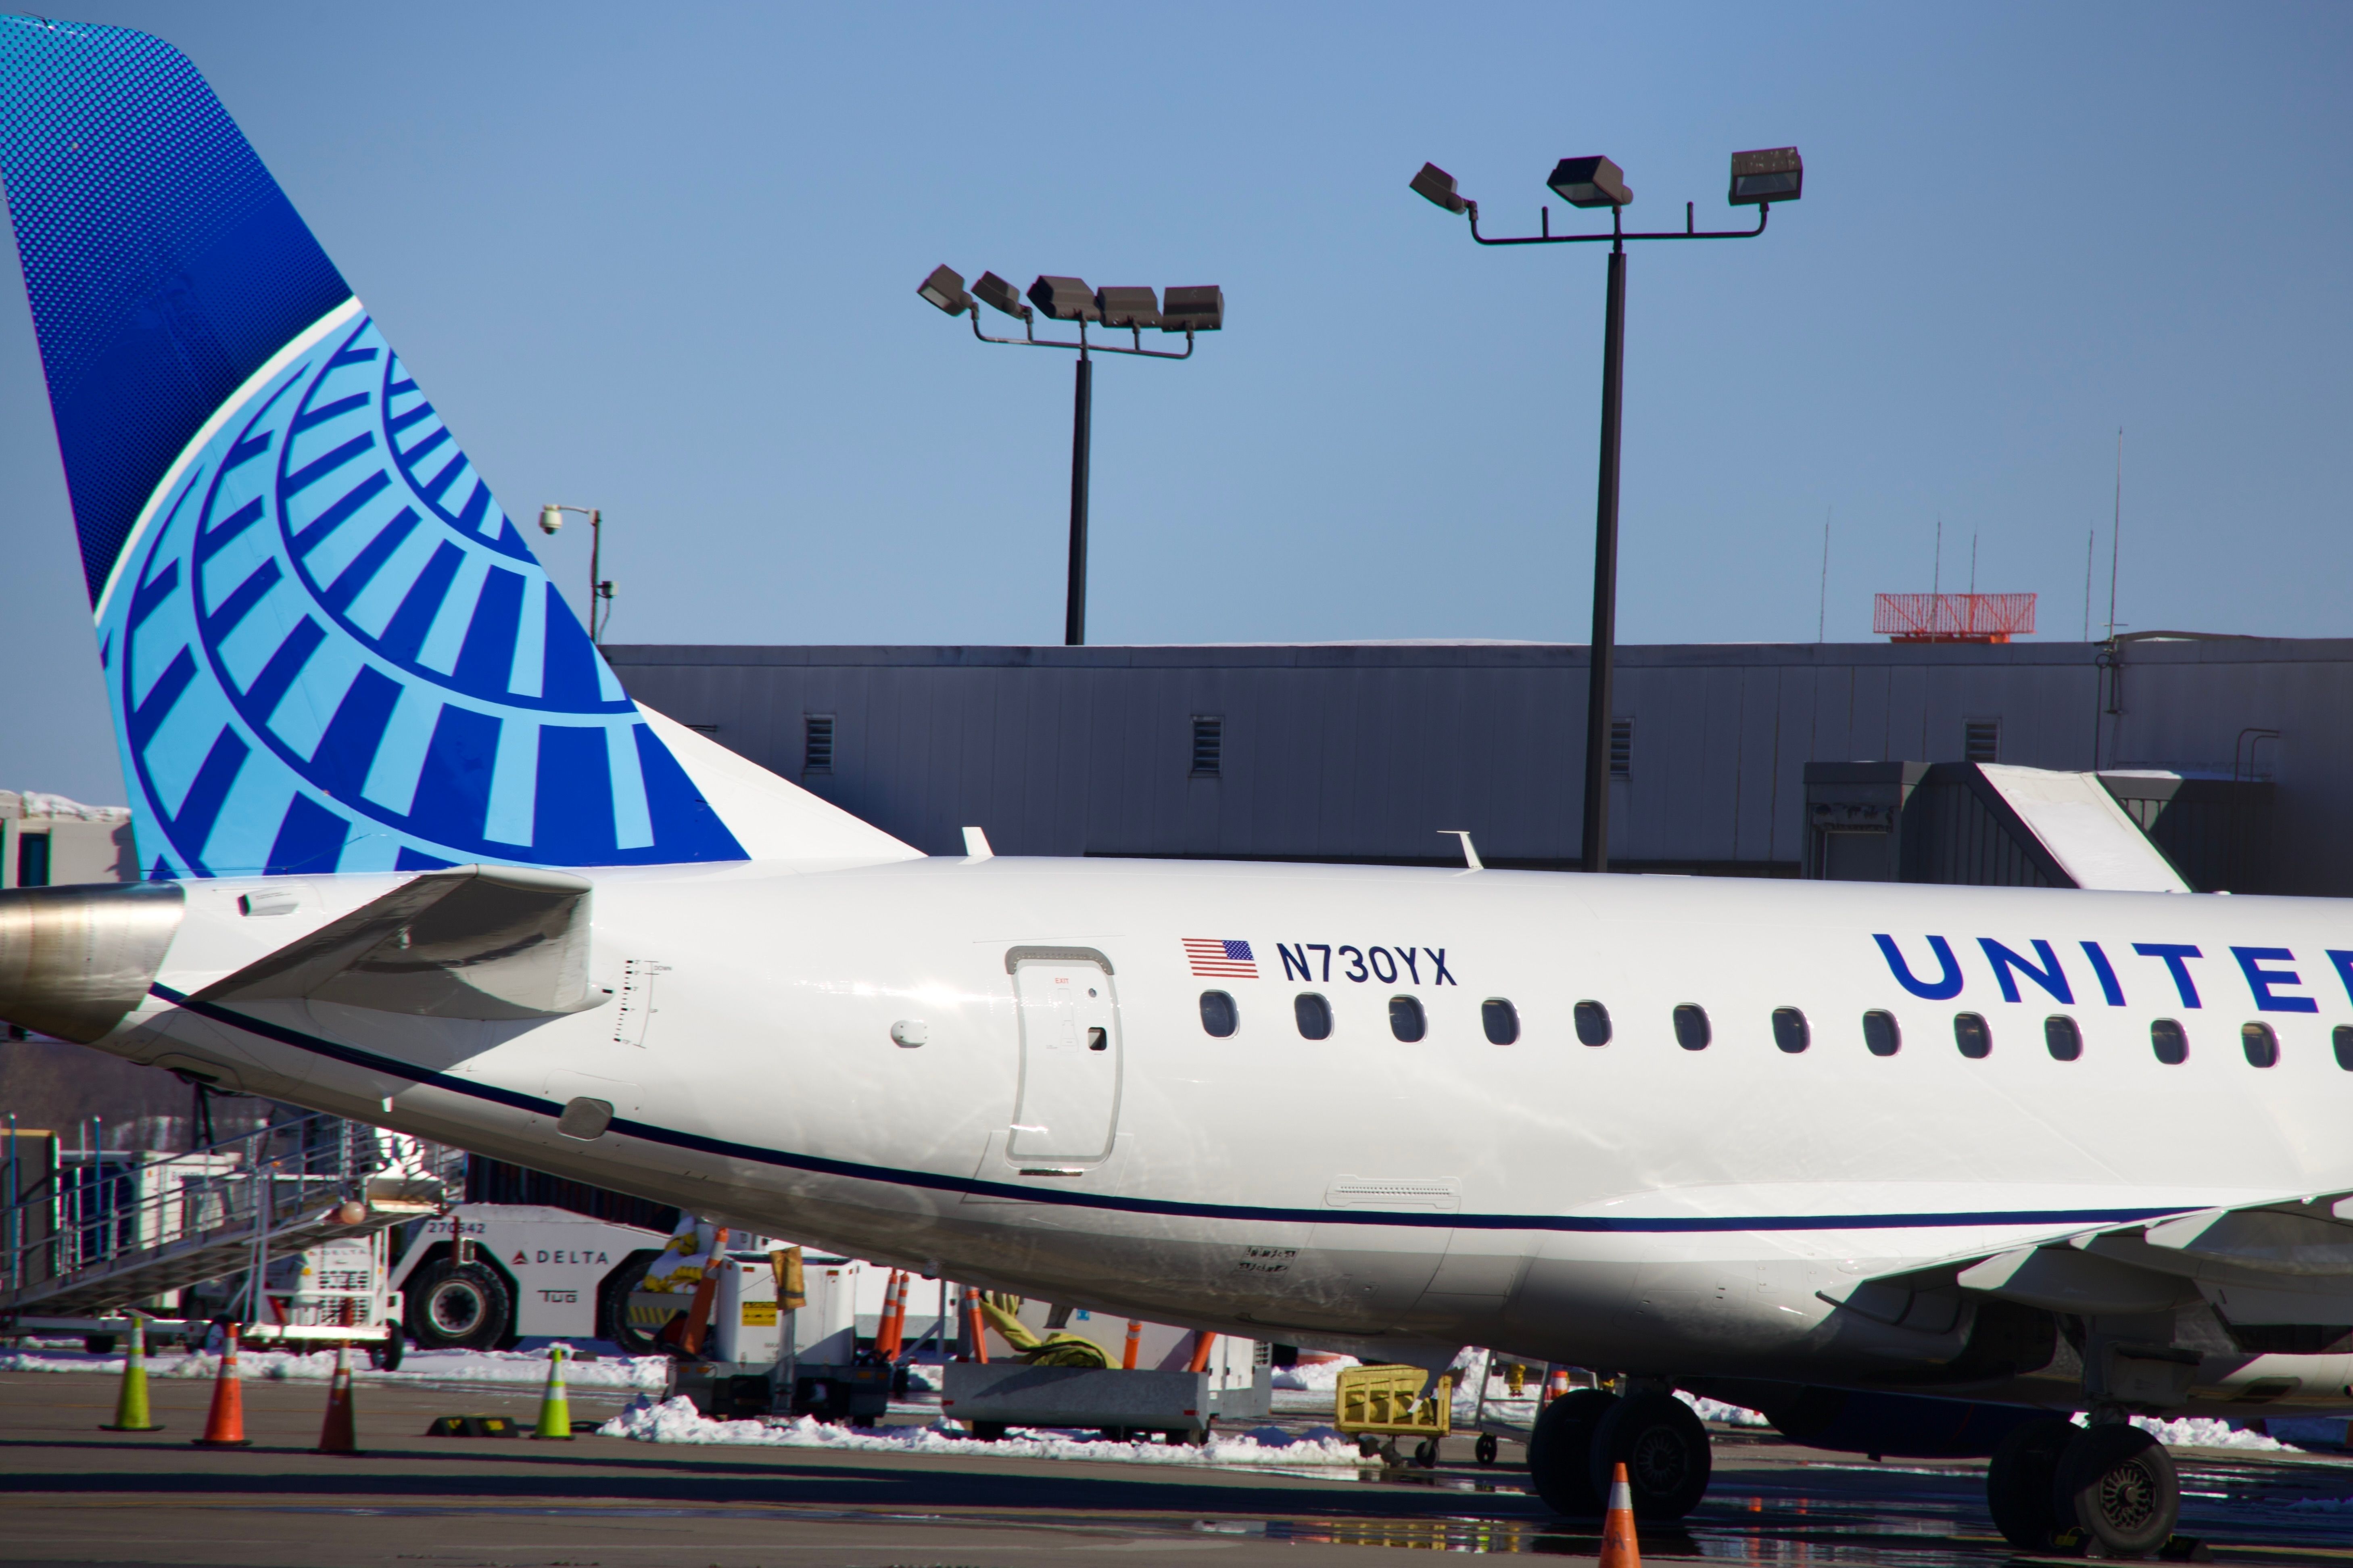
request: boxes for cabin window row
[1196,989,2353,1069]
[1196,991,1520,1044]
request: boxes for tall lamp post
[919,267,1221,645]
[537,503,613,644]
[1412,148,1802,873]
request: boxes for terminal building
[605,632,2349,897]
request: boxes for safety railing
[0,1112,462,1309]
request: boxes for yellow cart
[1334,1363,1453,1468]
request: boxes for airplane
[0,16,2347,1559]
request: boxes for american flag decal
[1183,938,1258,979]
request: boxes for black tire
[1527,1388,1618,1516]
[2055,1424,2179,1560]
[969,1420,1006,1442]
[1589,1391,1712,1522]
[599,1250,665,1355]
[1413,1436,1440,1469]
[84,1334,117,1355]
[1986,1416,2074,1550]
[405,1259,512,1350]
[1476,1432,1500,1466]
[368,1323,406,1372]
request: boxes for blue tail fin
[0,16,744,876]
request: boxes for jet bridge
[1805,762,2270,892]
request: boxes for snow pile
[1271,1355,1359,1392]
[2126,1415,2295,1451]
[0,1344,669,1388]
[1679,1393,1774,1428]
[598,1395,1364,1466]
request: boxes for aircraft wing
[191,866,603,1021]
[1828,1192,2353,1325]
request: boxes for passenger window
[2336,1025,2353,1071]
[2242,1021,2279,1069]
[1672,1004,1711,1050]
[2044,1015,2082,1061]
[1574,1000,1612,1046]
[1294,993,1332,1041]
[1954,1013,1992,1059]
[1388,996,1427,1042]
[1772,1007,1809,1054]
[1199,991,1237,1038]
[1481,999,1520,1045]
[1862,1010,1900,1057]
[2150,1019,2189,1065]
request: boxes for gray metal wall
[603,636,2353,894]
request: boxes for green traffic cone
[530,1342,574,1440]
[100,1315,161,1432]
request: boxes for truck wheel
[369,1324,406,1372]
[969,1421,1007,1442]
[407,1259,512,1350]
[599,1251,666,1355]
[84,1334,117,1355]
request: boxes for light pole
[537,503,613,644]
[1412,148,1802,873]
[919,267,1222,645]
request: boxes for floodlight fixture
[1410,161,1469,214]
[1728,146,1803,205]
[917,263,973,315]
[1547,155,1633,209]
[1095,285,1161,329]
[1028,275,1101,322]
[1160,285,1223,332]
[973,271,1031,321]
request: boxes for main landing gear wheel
[1589,1391,1712,1522]
[2056,1423,2180,1559]
[1526,1388,1617,1516]
[1987,1416,2075,1551]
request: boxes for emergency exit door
[1005,949,1122,1163]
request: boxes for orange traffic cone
[1598,1460,1641,1568]
[191,1324,251,1448]
[1545,1365,1571,1404]
[315,1342,358,1454]
[1121,1319,1142,1370]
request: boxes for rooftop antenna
[2082,528,2094,640]
[1931,516,1942,639]
[1817,507,1831,642]
[2105,429,2123,639]
[1969,532,1977,595]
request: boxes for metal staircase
[1,1112,461,1322]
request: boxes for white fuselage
[104,858,2353,1411]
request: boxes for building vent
[1610,718,1633,778]
[1191,716,1222,777]
[1964,719,2000,765]
[804,714,835,775]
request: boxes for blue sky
[2,2,2347,803]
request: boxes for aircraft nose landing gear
[1987,1415,2182,1559]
